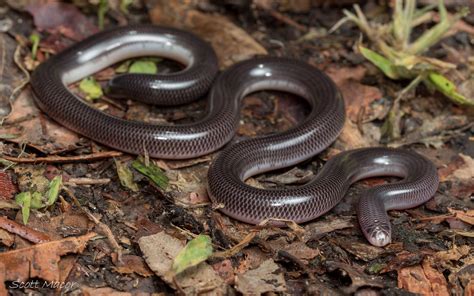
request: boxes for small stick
[255,2,307,32]
[2,151,123,164]
[0,216,50,244]
[65,178,111,186]
[63,187,123,262]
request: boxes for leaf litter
[0,0,472,295]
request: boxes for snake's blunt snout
[370,229,391,247]
[367,224,392,247]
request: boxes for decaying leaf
[25,2,98,40]
[114,159,139,192]
[0,232,96,293]
[138,231,225,293]
[0,90,81,154]
[113,254,154,277]
[149,0,267,68]
[132,157,169,189]
[397,259,449,296]
[172,234,213,275]
[235,259,286,295]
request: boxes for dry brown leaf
[113,255,154,277]
[25,2,98,41]
[0,33,28,119]
[397,259,449,296]
[326,65,383,122]
[337,120,374,149]
[0,90,81,154]
[325,261,384,293]
[138,231,225,294]
[0,172,17,200]
[435,245,471,261]
[148,0,267,68]
[212,259,234,285]
[303,215,354,242]
[448,208,474,225]
[450,154,474,181]
[339,241,385,261]
[0,229,14,247]
[235,259,286,295]
[81,286,132,296]
[0,232,96,292]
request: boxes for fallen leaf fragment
[129,60,158,74]
[235,259,286,295]
[0,172,17,200]
[149,0,267,68]
[326,65,383,122]
[138,231,225,293]
[172,234,213,275]
[112,254,154,277]
[325,261,384,294]
[0,232,96,293]
[114,159,139,192]
[0,90,81,154]
[450,154,474,181]
[339,241,385,261]
[398,259,449,296]
[81,286,132,296]
[212,259,234,284]
[303,215,354,242]
[132,157,169,189]
[79,77,103,100]
[0,229,14,247]
[448,208,474,225]
[25,2,98,41]
[435,245,470,262]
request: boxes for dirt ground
[0,0,472,295]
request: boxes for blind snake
[30,25,439,247]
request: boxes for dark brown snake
[30,25,439,246]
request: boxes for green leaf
[115,60,132,73]
[79,77,103,100]
[115,159,139,192]
[29,33,40,60]
[120,0,134,13]
[426,72,474,106]
[172,235,213,275]
[15,192,31,224]
[129,60,158,74]
[31,191,44,209]
[45,176,62,206]
[359,46,400,80]
[132,157,168,189]
[97,0,108,30]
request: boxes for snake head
[366,225,391,247]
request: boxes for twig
[1,151,123,164]
[255,2,307,32]
[212,229,259,258]
[65,178,111,186]
[0,216,50,244]
[63,187,123,262]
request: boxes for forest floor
[0,0,472,295]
